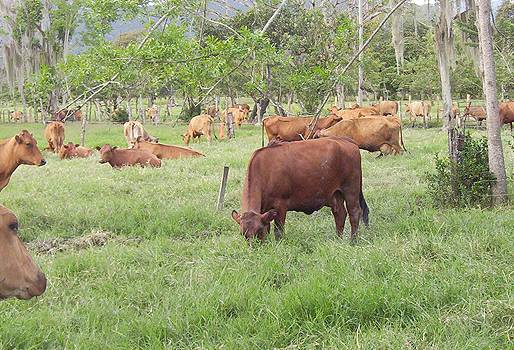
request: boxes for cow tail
[359,189,369,227]
[399,123,408,153]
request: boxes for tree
[476,0,508,204]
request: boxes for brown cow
[184,114,214,145]
[221,105,250,128]
[52,109,82,122]
[500,101,514,132]
[0,130,46,192]
[44,121,65,153]
[231,137,369,243]
[10,111,23,122]
[123,120,159,148]
[405,101,431,128]
[59,143,93,160]
[330,105,378,119]
[263,114,342,142]
[0,205,47,300]
[99,144,161,168]
[145,105,160,125]
[372,101,398,116]
[204,105,219,119]
[134,137,204,159]
[463,106,487,125]
[316,116,406,155]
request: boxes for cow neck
[242,160,264,214]
[0,138,19,180]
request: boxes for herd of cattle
[1,99,513,301]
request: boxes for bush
[426,134,496,208]
[110,109,129,123]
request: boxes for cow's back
[246,138,361,213]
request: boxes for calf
[99,144,161,168]
[134,137,204,159]
[232,137,369,243]
[263,114,342,142]
[44,121,65,153]
[0,130,46,192]
[59,143,93,160]
[463,106,487,126]
[184,114,214,145]
[405,101,431,128]
[316,116,406,155]
[0,205,46,300]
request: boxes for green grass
[0,122,513,349]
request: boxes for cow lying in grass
[99,144,161,168]
[134,137,204,159]
[59,143,94,160]
[232,137,369,243]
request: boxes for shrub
[426,134,496,208]
[110,109,129,123]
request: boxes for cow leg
[379,144,393,156]
[258,224,270,241]
[343,190,362,243]
[274,209,286,241]
[331,192,347,238]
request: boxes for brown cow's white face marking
[232,210,278,242]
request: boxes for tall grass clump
[426,134,496,207]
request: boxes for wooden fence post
[217,166,230,210]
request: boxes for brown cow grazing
[372,101,398,116]
[231,137,369,243]
[10,111,23,122]
[316,116,406,155]
[134,137,204,159]
[99,144,161,168]
[405,101,431,128]
[500,101,514,132]
[59,143,93,160]
[123,120,159,148]
[263,114,342,142]
[0,205,47,300]
[184,114,214,145]
[0,130,46,192]
[463,105,487,124]
[44,121,65,153]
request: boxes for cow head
[99,144,116,163]
[231,209,278,241]
[12,130,46,166]
[0,206,46,300]
[59,142,79,160]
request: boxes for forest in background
[0,0,512,121]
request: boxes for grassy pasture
[0,122,513,349]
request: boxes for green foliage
[426,135,496,208]
[110,108,129,123]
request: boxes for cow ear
[231,210,241,224]
[75,144,79,147]
[15,135,22,144]
[261,209,278,224]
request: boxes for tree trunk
[435,0,455,130]
[476,0,508,204]
[336,84,345,108]
[357,0,364,105]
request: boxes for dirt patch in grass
[28,230,142,254]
